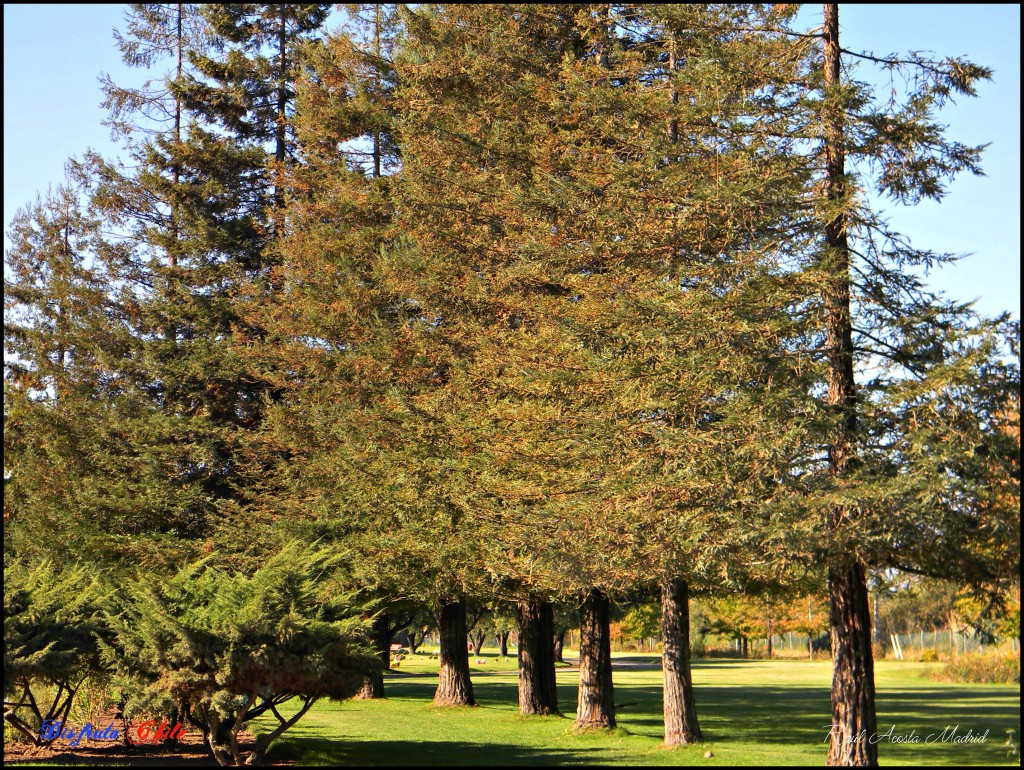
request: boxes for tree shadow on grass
[3,743,219,766]
[613,683,1017,766]
[283,668,1017,767]
[268,738,600,767]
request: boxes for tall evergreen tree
[789,5,999,765]
[185,3,330,215]
[285,3,403,700]
[74,3,272,564]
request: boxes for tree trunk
[471,630,486,656]
[408,628,423,654]
[661,575,701,745]
[378,612,393,670]
[356,671,383,699]
[827,561,878,765]
[498,630,510,657]
[434,600,475,706]
[553,630,566,663]
[356,612,388,699]
[268,3,288,222]
[574,588,615,730]
[873,591,887,654]
[275,4,287,166]
[372,5,382,180]
[517,595,559,715]
[822,5,878,765]
[170,2,182,266]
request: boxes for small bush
[918,648,940,663]
[927,651,1020,685]
[105,544,377,766]
[4,559,107,746]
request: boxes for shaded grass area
[256,653,1019,766]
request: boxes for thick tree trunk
[822,5,877,765]
[517,596,559,715]
[434,600,475,706]
[498,630,510,658]
[378,612,393,670]
[574,588,615,730]
[661,576,702,745]
[553,629,566,663]
[827,561,878,765]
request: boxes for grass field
[254,649,1020,766]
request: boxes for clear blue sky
[3,4,1020,321]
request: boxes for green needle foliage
[3,181,214,567]
[102,543,377,766]
[3,559,106,746]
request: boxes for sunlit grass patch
[255,653,1019,766]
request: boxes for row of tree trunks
[575,587,615,730]
[517,595,559,715]
[661,576,702,745]
[398,585,703,749]
[434,600,475,706]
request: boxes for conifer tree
[786,4,1001,764]
[70,3,270,565]
[3,559,106,746]
[283,3,404,700]
[388,2,617,715]
[185,3,330,216]
[103,544,377,766]
[3,183,209,565]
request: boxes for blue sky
[3,4,1020,321]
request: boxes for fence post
[889,634,903,660]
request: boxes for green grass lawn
[255,650,1020,766]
